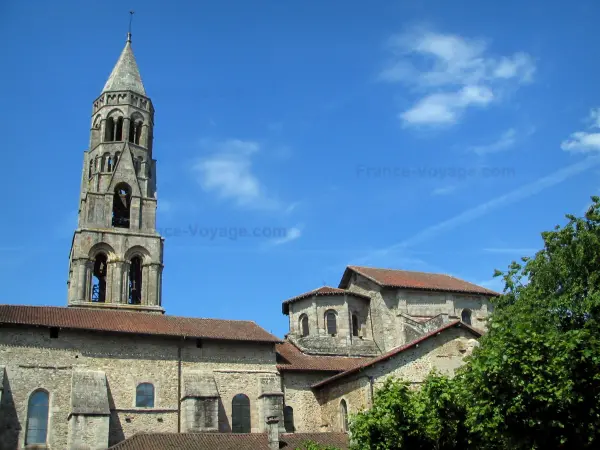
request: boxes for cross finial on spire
[127,10,134,42]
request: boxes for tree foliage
[349,197,600,449]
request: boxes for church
[0,32,498,450]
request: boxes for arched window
[136,383,154,408]
[114,151,121,168]
[462,309,472,325]
[101,153,109,172]
[299,314,309,337]
[88,160,93,178]
[339,399,348,432]
[128,256,142,305]
[232,394,251,433]
[325,310,337,336]
[107,155,113,172]
[112,183,131,228]
[115,117,124,141]
[25,390,49,445]
[283,405,295,433]
[104,117,115,142]
[352,313,359,337]
[129,119,143,145]
[91,253,107,303]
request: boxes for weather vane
[129,10,135,34]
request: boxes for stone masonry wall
[347,273,492,352]
[282,372,332,432]
[317,327,479,430]
[0,325,279,448]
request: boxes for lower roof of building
[108,432,350,450]
[0,304,281,344]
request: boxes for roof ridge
[311,320,481,388]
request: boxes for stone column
[141,264,150,305]
[141,124,149,148]
[122,261,130,304]
[76,259,86,302]
[111,261,124,304]
[123,117,131,142]
[146,264,159,306]
[267,417,279,450]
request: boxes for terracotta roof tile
[108,432,350,449]
[312,320,483,389]
[282,286,370,314]
[340,266,500,296]
[0,305,281,343]
[276,341,370,372]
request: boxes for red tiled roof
[340,266,500,296]
[276,341,371,372]
[282,286,370,314]
[312,321,482,389]
[0,305,281,343]
[108,432,350,449]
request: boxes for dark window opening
[196,339,203,348]
[326,310,337,336]
[300,314,309,337]
[128,256,143,305]
[49,327,59,339]
[91,253,108,303]
[25,390,49,445]
[232,394,251,433]
[352,313,359,337]
[129,120,143,145]
[340,399,348,432]
[115,117,124,141]
[462,309,472,325]
[112,183,131,228]
[283,405,295,433]
[88,160,93,178]
[107,155,113,172]
[105,117,114,142]
[136,383,154,408]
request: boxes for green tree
[350,374,468,450]
[348,197,600,449]
[295,441,340,450]
[462,197,600,448]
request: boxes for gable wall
[317,327,479,432]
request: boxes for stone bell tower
[67,32,164,313]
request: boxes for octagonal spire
[102,33,146,96]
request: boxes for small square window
[49,328,59,339]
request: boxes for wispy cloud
[431,185,457,196]
[354,156,600,264]
[192,139,281,210]
[379,26,535,127]
[470,128,517,155]
[561,108,600,152]
[483,247,538,255]
[271,226,303,245]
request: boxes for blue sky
[1,0,599,338]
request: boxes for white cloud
[401,86,494,126]
[561,109,600,153]
[271,226,303,245]
[193,139,278,209]
[380,27,535,127]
